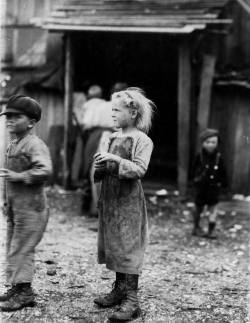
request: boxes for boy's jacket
[5,134,52,211]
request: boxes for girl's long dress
[94,131,153,275]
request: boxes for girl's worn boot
[94,272,126,307]
[192,207,204,237]
[109,274,141,322]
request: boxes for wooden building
[1,0,64,142]
[33,0,231,193]
[210,0,250,194]
[2,0,250,195]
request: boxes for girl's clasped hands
[0,168,23,181]
[93,152,121,169]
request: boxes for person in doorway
[93,87,154,321]
[111,82,128,95]
[192,128,228,239]
[0,95,52,311]
[80,85,113,215]
[71,90,87,187]
[88,82,129,215]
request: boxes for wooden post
[0,0,8,282]
[63,34,73,189]
[178,38,192,197]
[0,108,7,295]
[197,53,216,146]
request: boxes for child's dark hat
[0,95,42,121]
[200,128,219,142]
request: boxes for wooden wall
[22,89,64,142]
[219,1,250,69]
[210,86,250,195]
[3,0,62,66]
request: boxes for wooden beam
[178,38,192,196]
[42,24,205,34]
[197,53,216,145]
[63,34,73,189]
[237,0,250,14]
[0,109,7,206]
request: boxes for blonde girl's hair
[111,87,155,133]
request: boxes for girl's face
[6,113,34,135]
[111,99,137,129]
[202,136,218,153]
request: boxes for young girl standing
[93,88,154,321]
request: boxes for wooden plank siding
[21,88,64,142]
[196,53,217,149]
[63,35,74,188]
[38,0,231,33]
[178,38,192,196]
[210,87,250,195]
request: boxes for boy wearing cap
[0,95,52,311]
[192,128,228,239]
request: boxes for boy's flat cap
[0,95,42,121]
[200,128,219,142]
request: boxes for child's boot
[109,274,141,322]
[94,272,126,307]
[192,207,204,237]
[0,285,20,302]
[0,283,35,312]
[205,222,217,239]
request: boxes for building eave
[40,23,207,34]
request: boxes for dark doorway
[72,32,178,181]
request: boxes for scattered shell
[156,189,168,197]
[47,269,57,276]
[233,194,245,201]
[149,196,157,205]
[186,202,195,208]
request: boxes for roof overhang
[33,0,232,35]
[39,23,206,34]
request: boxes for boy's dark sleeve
[219,157,228,188]
[21,140,52,185]
[192,154,202,184]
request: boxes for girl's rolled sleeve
[118,138,153,179]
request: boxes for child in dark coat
[192,129,228,239]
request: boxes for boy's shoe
[205,222,217,239]
[0,285,20,302]
[192,227,205,237]
[205,232,217,240]
[0,286,35,312]
[94,279,126,308]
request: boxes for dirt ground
[0,186,249,323]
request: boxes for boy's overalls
[4,133,52,285]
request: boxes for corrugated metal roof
[35,0,232,34]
